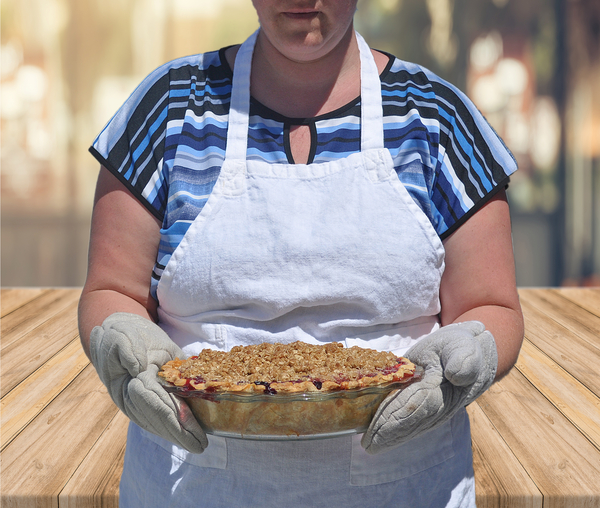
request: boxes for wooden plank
[518,297,600,396]
[0,339,90,451]
[477,368,600,507]
[519,288,600,353]
[1,302,80,398]
[552,288,600,318]
[515,339,600,451]
[1,288,81,349]
[0,288,49,318]
[59,411,128,508]
[0,365,120,508]
[468,402,542,508]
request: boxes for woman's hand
[90,312,208,453]
[361,321,497,454]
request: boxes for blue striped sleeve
[393,61,517,238]
[89,53,215,221]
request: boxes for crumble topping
[159,341,416,393]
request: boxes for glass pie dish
[159,368,423,440]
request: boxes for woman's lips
[283,11,319,19]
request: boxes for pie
[158,341,419,438]
[158,341,417,394]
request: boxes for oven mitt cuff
[361,321,497,455]
[89,312,208,454]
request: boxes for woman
[79,1,524,506]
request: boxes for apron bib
[120,30,476,508]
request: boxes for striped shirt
[91,46,517,300]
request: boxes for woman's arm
[439,188,524,380]
[78,166,162,358]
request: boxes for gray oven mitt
[361,321,497,454]
[89,312,208,453]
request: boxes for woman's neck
[250,26,361,118]
[225,28,390,119]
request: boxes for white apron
[120,30,476,508]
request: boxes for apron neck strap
[225,30,256,162]
[356,31,384,152]
[225,29,384,162]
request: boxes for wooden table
[2,288,600,507]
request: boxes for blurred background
[1,0,599,288]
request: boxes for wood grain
[1,288,81,349]
[519,297,600,395]
[1,300,80,398]
[0,365,119,508]
[59,411,129,508]
[519,288,600,353]
[1,288,49,318]
[515,340,600,451]
[0,339,90,450]
[468,402,542,508]
[551,287,600,318]
[478,369,600,507]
